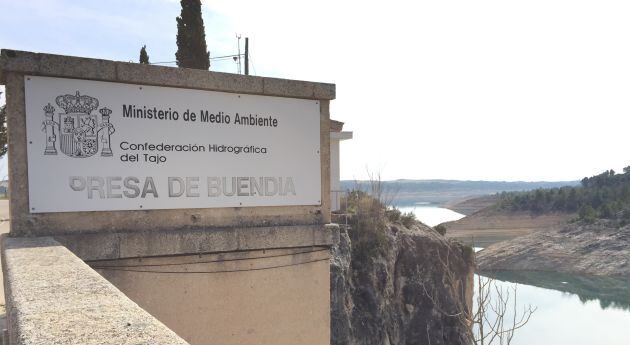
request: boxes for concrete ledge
[55,223,339,261]
[0,49,335,100]
[1,236,189,344]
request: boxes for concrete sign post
[0,50,335,235]
[0,50,337,345]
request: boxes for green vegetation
[385,206,417,228]
[341,187,428,262]
[342,190,391,261]
[496,166,630,222]
[341,189,446,261]
[434,224,447,236]
[139,45,149,64]
[175,0,210,70]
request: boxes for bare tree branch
[424,249,536,345]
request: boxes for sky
[0,0,629,181]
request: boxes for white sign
[24,76,321,213]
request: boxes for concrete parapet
[1,236,189,344]
[0,49,335,100]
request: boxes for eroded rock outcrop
[331,219,475,345]
[477,220,630,276]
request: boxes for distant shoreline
[342,179,578,208]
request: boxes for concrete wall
[329,132,352,212]
[93,247,330,345]
[330,136,340,210]
[0,50,338,345]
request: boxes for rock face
[331,221,475,345]
[443,209,574,248]
[477,220,630,276]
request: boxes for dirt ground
[443,210,574,248]
[443,194,499,216]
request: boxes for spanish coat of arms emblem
[41,91,115,158]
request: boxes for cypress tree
[139,45,150,64]
[175,0,210,70]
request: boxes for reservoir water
[397,204,465,227]
[399,204,630,345]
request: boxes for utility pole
[244,37,249,75]
[236,34,242,74]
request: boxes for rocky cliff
[331,216,475,345]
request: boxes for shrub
[400,212,417,228]
[578,205,597,224]
[345,190,389,261]
[386,207,402,223]
[434,224,447,236]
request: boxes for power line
[249,53,257,76]
[212,54,244,60]
[89,248,328,268]
[149,54,245,66]
[93,257,330,275]
[148,61,175,65]
[144,45,257,75]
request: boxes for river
[398,204,630,345]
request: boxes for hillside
[477,220,630,277]
[494,167,630,222]
[444,166,630,247]
[458,166,630,277]
[443,194,499,215]
[341,179,578,206]
[443,208,573,247]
